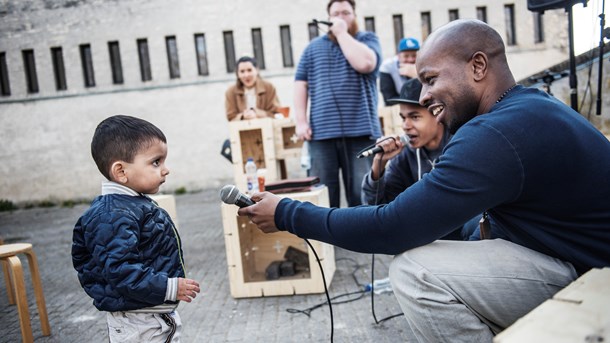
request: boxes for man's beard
[328,20,359,43]
[445,86,479,135]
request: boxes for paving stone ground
[0,188,411,342]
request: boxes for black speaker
[527,0,587,12]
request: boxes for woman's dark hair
[236,56,257,69]
[234,56,259,87]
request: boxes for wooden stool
[0,243,51,343]
[1,237,17,305]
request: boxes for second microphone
[357,135,409,158]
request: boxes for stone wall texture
[2,0,602,203]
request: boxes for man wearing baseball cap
[379,37,420,106]
[362,78,479,240]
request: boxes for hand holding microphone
[220,185,255,208]
[357,135,409,158]
[220,185,282,233]
[313,18,347,37]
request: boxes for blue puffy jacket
[72,194,185,312]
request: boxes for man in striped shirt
[294,0,382,208]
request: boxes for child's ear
[110,161,128,184]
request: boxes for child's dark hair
[91,115,166,180]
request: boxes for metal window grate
[252,28,266,70]
[223,31,236,73]
[194,33,209,76]
[22,49,39,93]
[51,47,67,90]
[108,41,124,84]
[137,38,152,82]
[0,52,11,96]
[166,36,180,79]
[79,44,95,88]
[280,25,293,68]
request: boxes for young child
[72,115,200,342]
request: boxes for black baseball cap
[388,78,423,106]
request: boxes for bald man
[239,19,610,341]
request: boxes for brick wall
[0,0,574,202]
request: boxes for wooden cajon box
[272,118,303,160]
[229,118,279,191]
[378,105,403,136]
[221,186,336,298]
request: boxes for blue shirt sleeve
[275,121,523,255]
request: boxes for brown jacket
[225,78,280,121]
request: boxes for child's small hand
[177,277,201,302]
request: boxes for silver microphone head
[399,134,409,145]
[220,185,239,204]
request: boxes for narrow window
[476,6,488,23]
[108,41,123,84]
[421,12,432,41]
[79,44,95,87]
[449,9,459,22]
[137,38,152,81]
[51,47,67,90]
[364,16,376,32]
[308,22,319,41]
[194,33,209,76]
[280,25,293,67]
[22,49,39,93]
[0,52,10,96]
[533,12,545,43]
[392,14,404,53]
[251,28,266,70]
[504,4,517,46]
[223,31,236,73]
[166,36,180,79]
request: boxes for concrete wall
[0,0,575,203]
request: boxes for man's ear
[110,161,128,184]
[470,51,488,82]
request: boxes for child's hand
[177,277,201,303]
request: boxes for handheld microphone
[357,135,409,158]
[220,185,255,208]
[313,19,333,26]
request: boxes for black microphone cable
[286,257,367,316]
[305,238,334,342]
[370,153,404,325]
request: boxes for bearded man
[294,0,382,208]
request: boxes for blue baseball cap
[398,37,420,52]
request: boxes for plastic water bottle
[245,157,258,195]
[300,141,311,170]
[365,277,393,295]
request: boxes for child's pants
[107,310,182,342]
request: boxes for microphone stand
[567,3,579,112]
[596,0,608,115]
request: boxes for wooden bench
[495,267,610,342]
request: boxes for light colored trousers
[389,239,578,342]
[107,310,182,342]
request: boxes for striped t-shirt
[295,32,383,141]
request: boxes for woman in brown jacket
[225,56,280,121]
